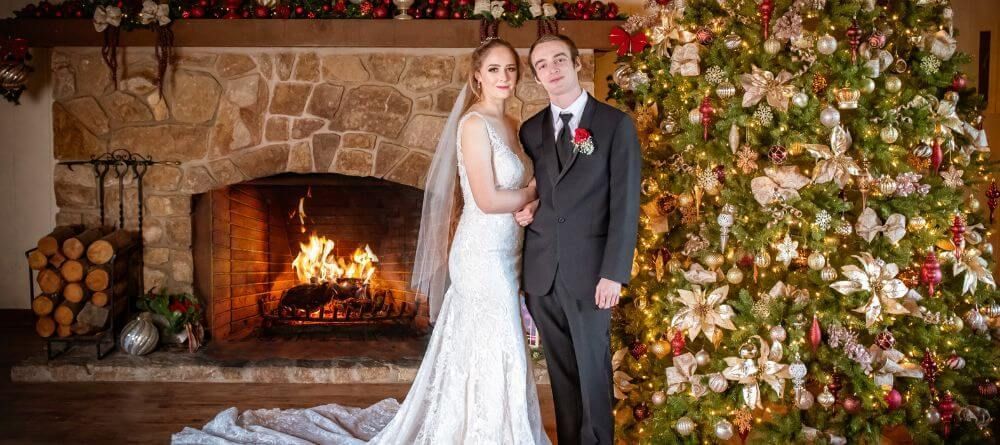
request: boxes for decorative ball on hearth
[120,312,159,356]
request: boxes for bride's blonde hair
[464,38,521,112]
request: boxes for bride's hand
[525,178,538,200]
[514,199,539,227]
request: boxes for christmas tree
[608,0,999,442]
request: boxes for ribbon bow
[93,5,122,32]
[665,353,708,398]
[926,29,957,61]
[750,166,810,206]
[855,207,906,245]
[928,94,964,138]
[139,0,171,26]
[870,346,923,388]
[803,124,861,189]
[861,43,894,78]
[683,263,717,285]
[952,248,996,296]
[722,336,789,409]
[609,26,649,57]
[767,281,809,305]
[611,348,635,400]
[739,65,797,112]
[669,42,700,77]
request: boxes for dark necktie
[556,112,573,171]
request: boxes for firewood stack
[29,225,137,338]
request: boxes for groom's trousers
[526,270,613,445]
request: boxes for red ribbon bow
[609,26,648,57]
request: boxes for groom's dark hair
[527,34,580,78]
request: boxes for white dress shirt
[549,89,589,140]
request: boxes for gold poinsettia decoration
[830,253,911,327]
[670,285,737,344]
[803,125,861,189]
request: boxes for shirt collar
[550,89,589,120]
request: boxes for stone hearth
[48,46,595,341]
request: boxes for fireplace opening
[192,173,426,341]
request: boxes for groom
[516,34,641,444]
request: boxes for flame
[291,236,379,285]
[289,187,378,285]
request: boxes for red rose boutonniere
[573,128,595,155]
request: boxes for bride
[172,38,549,445]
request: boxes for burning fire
[289,187,379,285]
[292,238,378,285]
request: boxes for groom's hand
[595,278,622,309]
[514,200,539,227]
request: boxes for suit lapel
[541,110,558,187]
[556,94,597,185]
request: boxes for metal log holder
[25,244,137,360]
[31,149,180,360]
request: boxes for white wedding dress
[172,111,549,445]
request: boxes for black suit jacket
[519,94,641,299]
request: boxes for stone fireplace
[49,46,595,341]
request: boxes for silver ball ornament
[716,82,736,99]
[817,34,838,55]
[880,125,899,144]
[675,417,696,436]
[807,251,826,270]
[770,325,787,342]
[796,389,815,410]
[792,92,809,108]
[709,373,729,392]
[926,407,941,424]
[724,34,742,50]
[861,77,876,93]
[689,108,703,125]
[817,387,836,408]
[820,106,841,128]
[715,420,734,440]
[764,38,783,55]
[821,266,838,281]
[695,349,711,367]
[652,391,667,406]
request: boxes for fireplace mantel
[4,19,622,49]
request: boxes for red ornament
[843,395,861,413]
[930,138,943,173]
[868,30,887,49]
[254,5,269,17]
[847,18,862,63]
[333,1,346,13]
[373,5,388,17]
[875,330,895,350]
[809,314,822,352]
[180,8,191,18]
[978,380,998,398]
[274,3,291,17]
[322,3,331,11]
[827,373,843,401]
[951,73,967,91]
[950,215,965,259]
[629,340,648,360]
[922,349,940,394]
[191,5,206,17]
[738,254,754,268]
[713,165,726,184]
[884,388,903,410]
[938,392,956,438]
[242,9,252,17]
[670,330,686,356]
[920,251,942,296]
[986,181,1000,223]
[609,27,649,57]
[758,0,773,40]
[451,10,461,18]
[433,5,448,18]
[222,0,242,19]
[632,402,651,421]
[294,5,305,14]
[699,96,713,141]
[696,27,713,45]
[768,145,787,165]
[360,1,374,15]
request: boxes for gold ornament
[821,265,838,281]
[755,251,772,267]
[716,81,737,99]
[812,73,828,93]
[835,87,861,109]
[726,266,745,284]
[808,251,827,270]
[764,38,783,54]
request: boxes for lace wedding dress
[172,111,549,445]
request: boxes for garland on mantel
[10,0,622,100]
